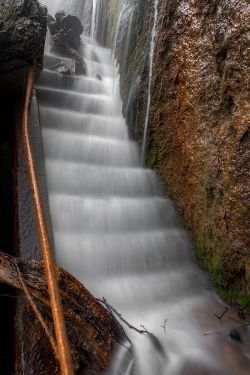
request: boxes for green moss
[238,295,250,313]
[195,229,250,315]
[195,237,207,266]
[195,224,214,266]
[196,229,231,289]
[148,152,160,167]
[209,264,230,288]
[220,290,250,315]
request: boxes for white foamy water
[141,0,159,162]
[37,1,250,374]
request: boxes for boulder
[48,11,86,75]
[48,11,83,51]
[0,0,47,76]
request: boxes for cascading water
[141,0,159,162]
[90,0,97,42]
[38,1,250,374]
[113,3,124,59]
[113,0,134,62]
[124,4,134,66]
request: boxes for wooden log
[0,252,126,374]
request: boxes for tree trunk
[0,252,126,374]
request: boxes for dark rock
[0,0,47,76]
[229,329,242,342]
[47,14,58,35]
[61,14,83,36]
[47,11,86,76]
[74,55,86,75]
[47,14,55,25]
[48,11,83,52]
[56,64,72,76]
[55,10,67,24]
[68,47,87,75]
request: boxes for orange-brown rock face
[147,0,250,302]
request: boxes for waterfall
[37,1,249,374]
[141,0,159,163]
[90,0,97,42]
[113,0,134,61]
[113,4,124,60]
[124,5,134,66]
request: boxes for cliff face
[110,0,249,308]
[148,0,250,304]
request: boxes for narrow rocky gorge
[0,0,249,373]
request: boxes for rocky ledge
[47,11,87,75]
[0,0,47,77]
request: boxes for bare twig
[161,318,168,334]
[140,325,166,357]
[14,260,59,360]
[96,298,132,348]
[97,298,149,335]
[214,307,229,320]
[214,307,229,326]
[140,325,150,334]
[97,298,167,358]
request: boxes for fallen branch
[97,297,148,335]
[0,252,126,373]
[14,259,58,360]
[97,299,167,359]
[161,318,168,334]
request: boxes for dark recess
[0,92,17,374]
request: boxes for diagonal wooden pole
[22,66,74,375]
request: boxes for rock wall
[0,0,47,76]
[109,0,250,310]
[148,0,250,306]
